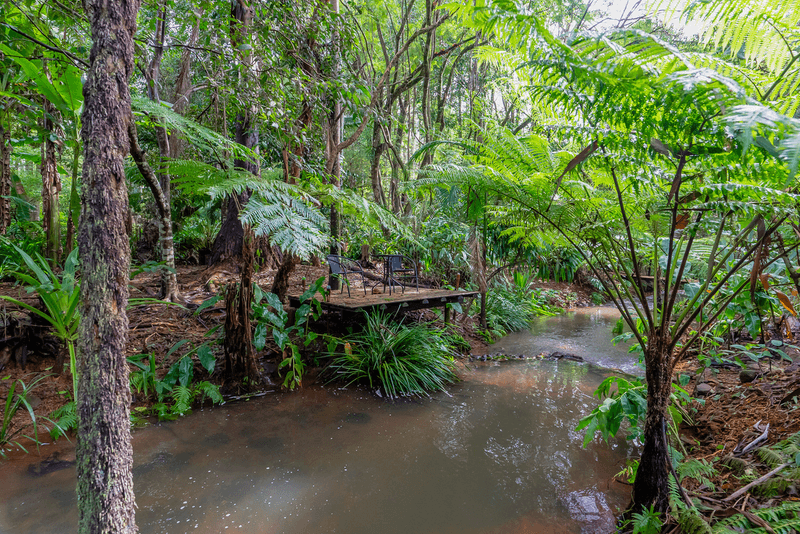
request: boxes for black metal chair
[326,254,367,297]
[385,254,419,294]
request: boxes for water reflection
[0,361,634,534]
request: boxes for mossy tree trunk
[76,0,140,531]
[0,116,11,234]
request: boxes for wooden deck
[287,287,480,323]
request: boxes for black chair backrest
[389,254,403,270]
[327,254,344,275]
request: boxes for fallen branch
[737,421,769,456]
[722,462,790,503]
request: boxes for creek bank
[0,263,591,452]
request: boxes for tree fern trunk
[631,332,673,515]
[76,0,139,531]
[223,231,259,382]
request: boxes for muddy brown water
[0,308,637,534]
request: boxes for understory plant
[252,276,325,390]
[0,247,80,393]
[576,376,693,449]
[128,340,222,422]
[480,273,560,339]
[326,311,459,399]
[1,374,62,457]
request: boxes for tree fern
[131,96,256,163]
[658,0,799,76]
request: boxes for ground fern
[713,500,800,533]
[757,446,787,468]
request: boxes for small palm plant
[1,247,80,385]
[0,247,80,434]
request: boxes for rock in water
[544,351,584,362]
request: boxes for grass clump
[327,312,459,399]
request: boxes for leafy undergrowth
[325,311,460,399]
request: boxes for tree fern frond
[131,96,255,162]
[311,183,416,243]
[660,0,800,75]
[240,193,328,261]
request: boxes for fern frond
[720,456,748,474]
[676,506,713,534]
[657,0,799,76]
[171,385,193,416]
[756,446,786,468]
[193,381,223,405]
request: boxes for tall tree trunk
[143,0,181,301]
[419,0,434,168]
[631,333,673,514]
[0,116,11,234]
[41,95,63,264]
[369,115,387,207]
[390,96,407,214]
[209,0,257,266]
[77,0,139,531]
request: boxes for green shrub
[327,312,459,399]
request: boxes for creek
[0,307,638,534]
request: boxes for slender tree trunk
[0,116,11,233]
[419,0,434,167]
[41,95,63,264]
[65,145,80,253]
[77,0,139,531]
[143,0,181,301]
[631,333,673,514]
[327,0,342,290]
[390,96,407,214]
